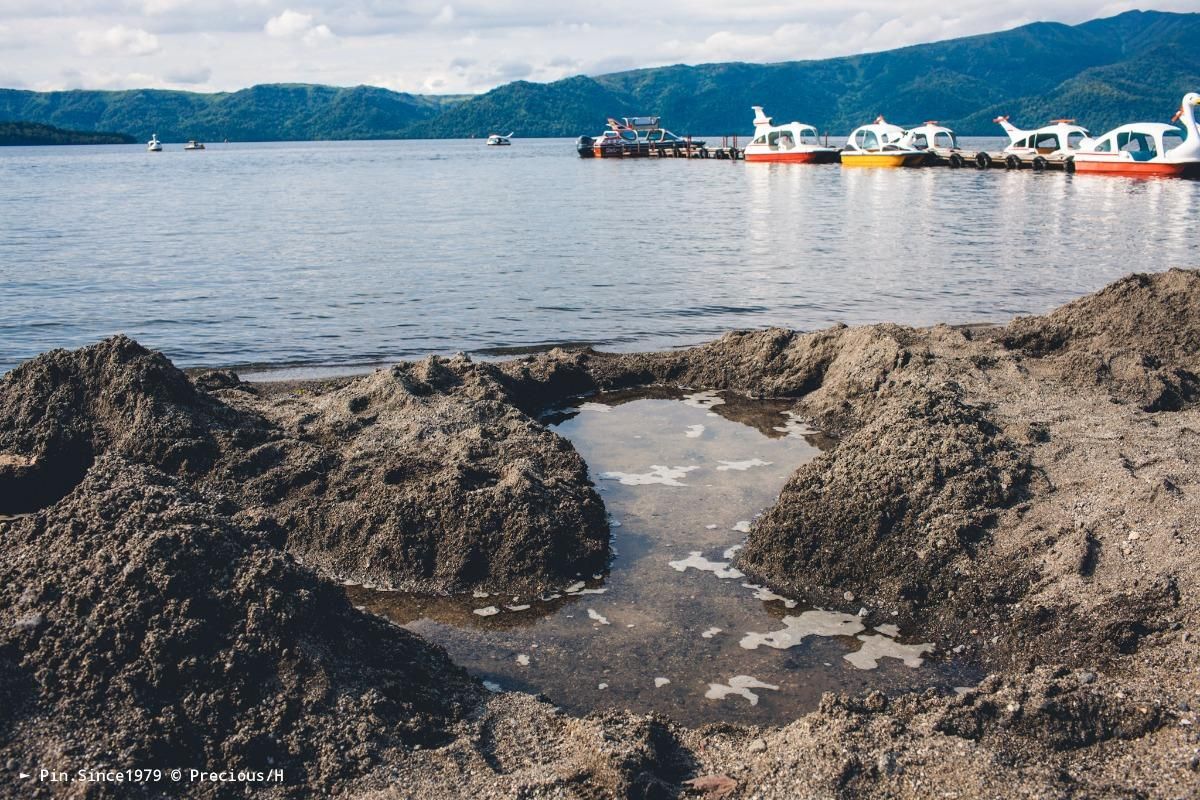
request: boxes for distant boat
[743,106,838,163]
[486,132,514,146]
[1072,92,1200,177]
[147,134,162,152]
[184,140,206,151]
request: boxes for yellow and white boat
[840,116,926,167]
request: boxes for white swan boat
[743,106,839,163]
[147,134,162,152]
[994,116,1090,158]
[901,122,960,154]
[840,117,926,167]
[1072,93,1200,177]
[486,132,513,146]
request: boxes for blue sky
[0,2,1193,93]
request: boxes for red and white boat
[1072,93,1200,177]
[744,106,839,163]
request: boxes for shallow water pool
[348,388,969,725]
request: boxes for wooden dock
[589,137,1080,170]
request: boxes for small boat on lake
[147,134,162,152]
[840,117,925,167]
[994,117,1090,158]
[576,117,705,158]
[486,132,513,146]
[743,106,838,163]
[184,140,206,151]
[1072,93,1200,177]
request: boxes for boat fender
[1005,154,1021,170]
[949,153,965,169]
[1032,156,1048,172]
[975,152,992,169]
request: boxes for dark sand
[2,269,1198,798]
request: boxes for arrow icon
[19,773,29,779]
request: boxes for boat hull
[840,152,925,167]
[1073,158,1198,177]
[745,150,838,164]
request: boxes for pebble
[1078,671,1097,685]
[843,591,855,602]
[747,738,766,753]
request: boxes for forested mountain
[1,10,1195,140]
[0,121,134,145]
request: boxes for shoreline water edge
[1,269,1198,798]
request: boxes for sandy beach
[1,269,1197,798]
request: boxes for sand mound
[0,336,238,513]
[736,381,1031,607]
[1001,269,1200,410]
[219,357,609,593]
[0,340,608,592]
[0,456,480,797]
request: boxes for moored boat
[184,140,206,151]
[147,134,162,152]
[994,116,1090,158]
[486,132,514,146]
[743,106,838,163]
[576,117,705,158]
[840,117,925,167]
[1072,93,1200,177]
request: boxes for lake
[1,137,1196,375]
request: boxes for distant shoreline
[0,121,135,146]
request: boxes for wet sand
[1,269,1198,798]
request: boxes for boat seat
[1128,149,1156,161]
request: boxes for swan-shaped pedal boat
[994,116,1090,166]
[1072,93,1200,177]
[840,117,925,167]
[744,106,839,163]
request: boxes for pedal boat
[902,121,960,155]
[744,106,839,163]
[994,116,1091,158]
[1072,93,1200,177]
[840,117,925,167]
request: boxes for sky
[0,2,1193,95]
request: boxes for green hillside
[0,83,465,142]
[0,121,134,145]
[428,10,1200,137]
[1,10,1196,140]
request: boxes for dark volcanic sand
[2,269,1199,798]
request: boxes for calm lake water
[1,137,1197,374]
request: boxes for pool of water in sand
[347,388,970,725]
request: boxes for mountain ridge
[0,10,1196,141]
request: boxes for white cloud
[4,2,1198,93]
[165,65,213,84]
[264,9,335,45]
[75,25,161,57]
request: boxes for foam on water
[716,459,773,471]
[685,425,706,438]
[705,675,780,706]
[844,635,934,670]
[740,610,867,650]
[600,465,699,486]
[668,552,745,580]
